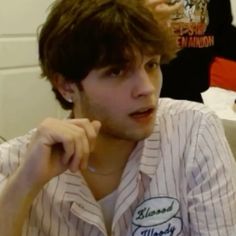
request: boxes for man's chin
[98,118,155,141]
[123,123,155,141]
[132,129,153,141]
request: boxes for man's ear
[51,74,76,103]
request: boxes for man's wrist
[13,165,45,196]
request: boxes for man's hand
[0,118,101,236]
[20,118,101,185]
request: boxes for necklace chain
[86,164,125,176]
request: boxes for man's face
[73,53,162,141]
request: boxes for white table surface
[201,87,236,121]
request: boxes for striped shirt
[0,98,236,236]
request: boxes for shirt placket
[63,172,107,236]
[70,200,107,236]
[111,149,146,236]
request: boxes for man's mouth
[129,107,156,121]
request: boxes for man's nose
[131,70,156,98]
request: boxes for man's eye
[107,68,124,77]
[146,61,160,71]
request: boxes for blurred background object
[210,57,236,92]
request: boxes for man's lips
[129,107,156,119]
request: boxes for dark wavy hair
[38,0,178,109]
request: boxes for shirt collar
[139,120,161,177]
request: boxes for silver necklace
[86,164,125,176]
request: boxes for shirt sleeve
[0,142,19,191]
[187,112,236,235]
[0,133,32,192]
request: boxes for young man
[0,0,236,235]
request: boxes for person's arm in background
[208,0,236,91]
[209,0,236,60]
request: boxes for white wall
[0,0,67,140]
[232,0,236,26]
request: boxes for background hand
[146,0,183,22]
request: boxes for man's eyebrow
[97,62,130,70]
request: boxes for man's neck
[89,133,137,172]
[82,133,137,200]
